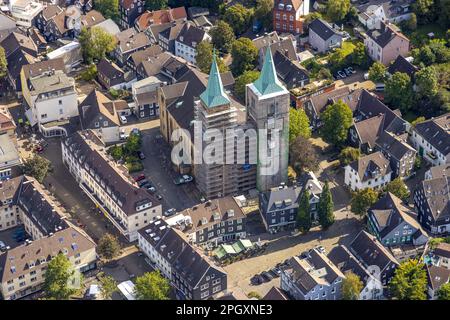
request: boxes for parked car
[250,274,264,285]
[173,175,193,185]
[182,175,193,183]
[119,115,127,124]
[0,241,7,251]
[164,208,176,216]
[120,129,128,140]
[364,72,369,80]
[146,185,156,193]
[317,246,326,254]
[138,151,146,160]
[134,174,145,182]
[131,128,140,136]
[261,271,273,282]
[156,194,163,200]
[138,180,150,188]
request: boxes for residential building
[349,230,399,286]
[273,0,309,35]
[0,135,21,181]
[0,176,22,231]
[94,18,121,37]
[262,286,289,300]
[130,76,163,119]
[78,90,121,144]
[0,226,97,300]
[158,21,185,54]
[134,6,187,32]
[426,264,450,299]
[364,23,410,66]
[272,51,309,90]
[165,197,247,246]
[174,23,210,65]
[0,109,16,138]
[35,4,63,38]
[114,28,151,66]
[367,192,428,247]
[96,58,136,90]
[432,243,450,270]
[21,60,78,137]
[137,218,227,300]
[259,172,322,232]
[358,4,386,30]
[119,0,144,29]
[9,0,43,28]
[126,45,163,72]
[425,163,450,181]
[62,130,162,241]
[414,167,450,235]
[80,9,105,28]
[328,245,384,299]
[38,5,83,42]
[46,41,83,72]
[246,47,290,191]
[410,114,450,166]
[308,19,344,53]
[357,0,414,25]
[344,151,392,191]
[387,55,418,79]
[280,248,345,300]
[253,32,298,69]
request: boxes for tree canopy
[385,72,414,113]
[320,100,353,147]
[79,27,117,64]
[415,66,439,99]
[254,0,274,29]
[389,259,427,300]
[339,147,360,166]
[318,181,335,229]
[289,135,319,175]
[93,0,119,21]
[223,4,254,35]
[385,178,410,202]
[97,233,121,260]
[196,41,228,74]
[297,189,312,233]
[99,274,118,299]
[145,0,167,11]
[0,46,7,78]
[22,155,51,183]
[210,20,236,54]
[326,0,351,22]
[368,62,387,83]
[342,271,363,300]
[43,253,76,300]
[350,188,379,217]
[234,70,260,101]
[135,271,171,300]
[230,37,258,76]
[437,283,450,300]
[289,108,311,143]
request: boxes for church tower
[246,47,290,191]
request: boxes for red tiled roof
[136,7,186,30]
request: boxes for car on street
[131,128,140,136]
[134,174,145,182]
[0,241,6,251]
[156,194,163,200]
[164,208,177,216]
[146,185,156,193]
[138,180,150,188]
[261,271,273,282]
[138,151,146,160]
[250,274,264,285]
[120,129,128,140]
[173,175,194,185]
[317,246,326,254]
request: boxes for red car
[34,145,44,154]
[134,174,145,182]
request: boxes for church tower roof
[199,51,230,108]
[252,46,285,96]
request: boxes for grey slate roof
[78,90,121,129]
[434,243,450,259]
[309,19,341,41]
[414,114,450,157]
[176,23,205,48]
[420,176,450,223]
[0,176,22,204]
[273,51,309,89]
[375,130,416,161]
[366,23,409,48]
[388,55,418,78]
[348,151,392,182]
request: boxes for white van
[120,115,127,124]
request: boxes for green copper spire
[253,46,285,96]
[200,50,230,108]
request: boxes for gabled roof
[41,4,63,20]
[388,55,418,78]
[434,243,450,259]
[420,175,450,223]
[426,264,450,291]
[272,51,309,89]
[369,192,428,239]
[353,113,385,149]
[375,130,416,160]
[348,151,391,181]
[176,23,205,48]
[0,111,16,132]
[252,47,287,96]
[309,19,341,41]
[199,52,230,108]
[78,89,121,128]
[135,7,187,30]
[0,32,38,58]
[116,29,151,54]
[263,286,289,300]
[0,176,22,203]
[81,9,105,28]
[97,58,124,81]
[22,58,65,81]
[366,23,409,48]
[414,114,450,156]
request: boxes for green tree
[234,70,260,101]
[415,66,439,99]
[254,0,274,29]
[223,4,254,35]
[428,40,450,64]
[145,0,167,11]
[210,20,236,54]
[43,253,76,300]
[79,64,97,81]
[108,145,124,160]
[22,155,51,183]
[289,135,320,175]
[317,67,332,80]
[389,259,427,300]
[404,13,417,31]
[320,100,353,147]
[385,178,410,202]
[437,0,450,28]
[99,274,118,299]
[289,108,311,143]
[350,188,379,217]
[368,62,387,83]
[97,233,121,260]
[411,116,426,127]
[385,72,413,113]
[196,42,228,74]
[412,0,435,23]
[350,42,370,68]
[339,147,360,166]
[124,132,142,155]
[79,27,117,64]
[437,283,450,300]
[318,181,335,229]
[135,271,170,300]
[326,0,351,22]
[297,189,312,233]
[413,46,436,66]
[342,271,363,300]
[0,46,7,78]
[231,37,258,76]
[93,0,119,21]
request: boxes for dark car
[261,271,273,282]
[134,174,145,182]
[138,151,146,160]
[156,194,163,200]
[271,267,281,277]
[138,180,150,188]
[250,275,263,285]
